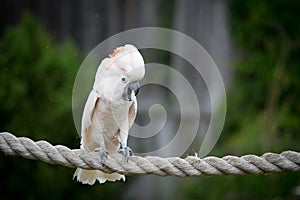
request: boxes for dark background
[0,0,300,199]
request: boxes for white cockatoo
[73,44,145,185]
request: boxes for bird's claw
[118,145,133,162]
[95,146,108,164]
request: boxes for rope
[0,132,299,177]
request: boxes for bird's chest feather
[93,98,132,138]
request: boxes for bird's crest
[109,47,125,58]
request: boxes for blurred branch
[262,23,300,149]
[263,38,290,149]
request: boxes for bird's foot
[118,144,133,162]
[95,146,108,164]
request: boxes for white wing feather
[81,90,98,138]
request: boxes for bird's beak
[122,81,140,101]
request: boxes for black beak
[122,81,140,101]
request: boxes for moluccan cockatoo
[73,44,145,185]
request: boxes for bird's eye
[121,77,127,83]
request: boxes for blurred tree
[0,13,79,144]
[183,1,300,199]
[0,13,80,199]
[226,0,300,154]
[0,14,98,199]
[0,13,125,200]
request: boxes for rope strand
[0,132,299,177]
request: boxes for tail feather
[73,168,125,185]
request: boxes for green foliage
[183,1,300,199]
[0,13,128,200]
[0,13,78,144]
[182,172,300,200]
[225,0,300,153]
[0,14,107,199]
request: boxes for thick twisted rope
[0,132,299,177]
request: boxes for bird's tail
[73,168,125,185]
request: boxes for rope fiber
[0,132,299,177]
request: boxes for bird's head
[94,44,145,102]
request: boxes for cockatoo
[73,44,145,185]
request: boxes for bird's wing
[80,90,98,148]
[128,98,137,129]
